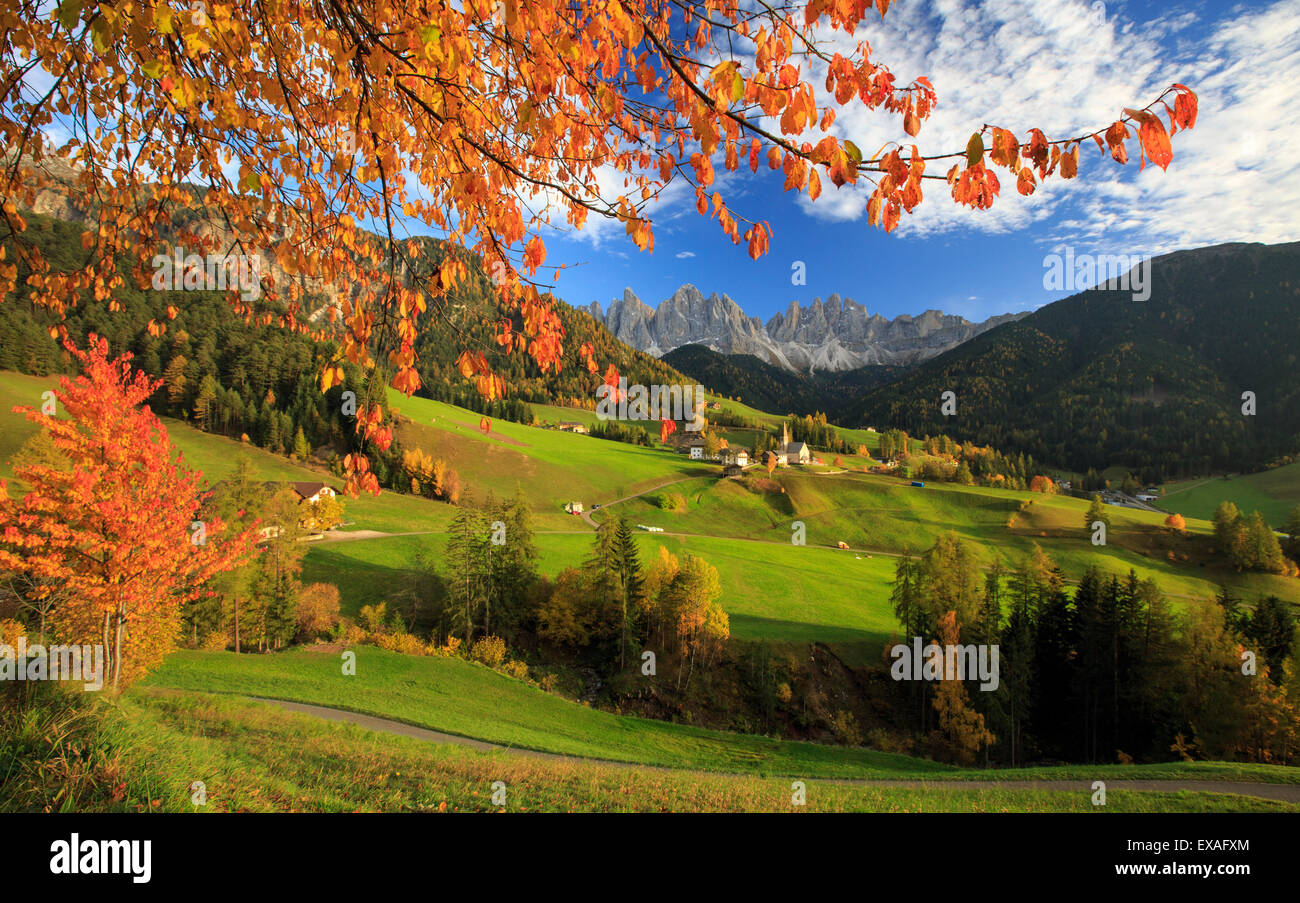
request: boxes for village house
[678,433,708,459]
[557,421,589,434]
[256,482,341,540]
[720,446,750,467]
[762,449,787,468]
[280,481,337,504]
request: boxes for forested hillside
[0,214,697,464]
[840,242,1300,480]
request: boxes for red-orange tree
[0,335,257,690]
[0,1,1198,494]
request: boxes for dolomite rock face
[591,285,1024,372]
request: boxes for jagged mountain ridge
[586,285,1024,373]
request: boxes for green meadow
[10,687,1286,813]
[1160,463,1300,528]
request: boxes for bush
[199,630,230,652]
[829,710,862,746]
[296,583,341,638]
[775,682,793,704]
[374,632,425,656]
[470,635,507,668]
[358,603,388,634]
[654,491,686,512]
[431,636,463,658]
[499,660,529,681]
[339,619,367,645]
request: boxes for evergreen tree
[447,500,489,646]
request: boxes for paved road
[252,697,1300,803]
[579,476,700,528]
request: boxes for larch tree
[1,1,1197,495]
[0,335,257,690]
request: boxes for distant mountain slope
[588,285,1024,373]
[662,344,906,416]
[838,241,1300,479]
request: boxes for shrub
[339,619,367,645]
[775,682,793,704]
[296,583,341,638]
[470,635,507,668]
[374,632,425,656]
[654,491,686,512]
[358,603,388,634]
[429,636,463,658]
[499,660,529,681]
[538,673,558,692]
[200,630,230,652]
[829,710,862,746]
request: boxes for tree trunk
[112,602,124,692]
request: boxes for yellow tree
[1,1,1197,494]
[930,610,995,765]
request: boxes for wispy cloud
[789,0,1300,253]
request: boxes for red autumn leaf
[1104,121,1129,164]
[1173,84,1199,129]
[1016,167,1036,196]
[1129,109,1173,171]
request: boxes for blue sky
[531,0,1300,324]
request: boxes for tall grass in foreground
[3,687,1294,813]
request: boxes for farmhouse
[722,463,744,478]
[679,434,708,459]
[720,446,750,467]
[259,481,339,504]
[253,482,342,540]
[762,449,787,468]
[557,421,589,434]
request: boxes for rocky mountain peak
[591,286,1025,372]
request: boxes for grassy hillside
[1160,463,1300,527]
[140,649,1300,792]
[146,647,944,778]
[9,687,1289,812]
[602,469,1300,606]
[388,387,713,529]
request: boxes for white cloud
[788,0,1300,252]
[676,250,696,258]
